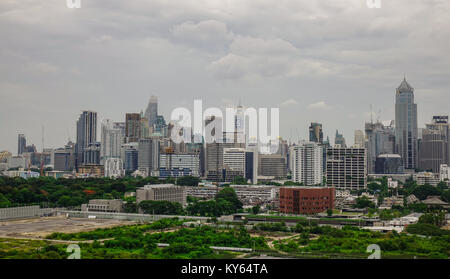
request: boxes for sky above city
[1,0,449,153]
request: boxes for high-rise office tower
[125,113,141,143]
[154,115,167,136]
[326,146,367,190]
[223,147,246,182]
[113,122,126,141]
[17,134,26,155]
[335,130,347,148]
[138,137,160,176]
[53,141,75,171]
[104,158,125,178]
[75,111,97,169]
[289,142,323,185]
[140,111,150,138]
[395,77,418,170]
[365,121,396,174]
[354,130,365,148]
[144,96,158,130]
[100,119,123,164]
[204,115,244,181]
[309,123,323,144]
[258,154,287,179]
[83,142,101,165]
[418,116,449,173]
[122,142,139,172]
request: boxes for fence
[0,206,54,220]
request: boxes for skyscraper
[100,119,123,164]
[223,147,246,182]
[354,130,365,148]
[53,141,75,171]
[326,146,367,190]
[144,96,158,130]
[75,111,97,169]
[418,116,449,173]
[17,134,26,155]
[289,142,323,185]
[125,113,141,143]
[335,130,347,148]
[138,137,160,176]
[365,121,396,173]
[309,123,323,144]
[395,77,418,170]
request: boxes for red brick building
[279,187,335,214]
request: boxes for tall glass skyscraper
[309,122,323,144]
[75,111,97,169]
[17,134,26,155]
[144,96,158,130]
[395,77,418,170]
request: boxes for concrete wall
[0,206,54,220]
[59,210,209,223]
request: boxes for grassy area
[246,214,364,224]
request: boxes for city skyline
[1,1,449,153]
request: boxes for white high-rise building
[326,146,367,190]
[101,119,123,164]
[223,148,246,173]
[159,153,201,177]
[354,130,365,148]
[289,142,323,185]
[104,158,125,178]
[440,164,449,181]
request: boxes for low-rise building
[3,169,40,179]
[279,187,335,214]
[136,184,187,208]
[414,172,440,186]
[77,164,104,178]
[81,199,124,213]
[379,196,404,210]
[185,185,279,206]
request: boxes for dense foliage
[0,176,189,208]
[274,225,450,259]
[186,187,243,217]
[138,200,184,215]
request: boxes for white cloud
[1,0,450,152]
[279,99,298,106]
[171,20,234,50]
[308,101,332,110]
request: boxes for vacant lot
[0,215,136,239]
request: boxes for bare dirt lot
[0,215,136,239]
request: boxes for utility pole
[40,126,45,176]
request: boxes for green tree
[354,196,375,209]
[138,200,184,215]
[252,205,260,215]
[176,176,201,186]
[216,187,243,210]
[231,176,248,185]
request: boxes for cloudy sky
[1,0,449,153]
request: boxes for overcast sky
[1,0,449,153]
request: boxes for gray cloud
[0,0,449,152]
